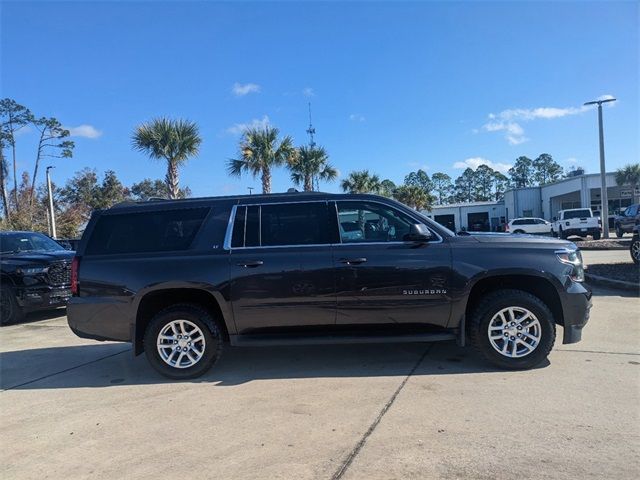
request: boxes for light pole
[584,97,616,238]
[46,166,57,239]
[247,187,254,195]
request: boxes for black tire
[631,239,640,265]
[0,287,24,326]
[615,225,623,238]
[559,227,566,239]
[468,289,556,370]
[593,232,601,240]
[143,304,224,379]
[513,229,525,234]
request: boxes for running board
[229,332,457,347]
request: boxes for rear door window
[261,203,330,246]
[86,207,209,255]
[230,202,330,247]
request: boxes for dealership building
[424,172,638,232]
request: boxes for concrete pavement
[1,287,639,479]
[581,249,632,266]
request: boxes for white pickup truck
[551,208,601,240]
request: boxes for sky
[2,0,638,197]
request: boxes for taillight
[71,256,80,295]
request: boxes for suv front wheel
[469,289,556,370]
[143,304,224,379]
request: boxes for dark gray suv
[67,192,592,378]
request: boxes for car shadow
[1,341,549,390]
[588,284,639,298]
[1,308,67,327]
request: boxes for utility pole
[46,166,57,239]
[247,187,254,195]
[584,97,616,239]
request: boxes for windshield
[0,232,65,253]
[564,209,592,219]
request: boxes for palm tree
[288,145,337,191]
[615,163,640,202]
[393,185,432,211]
[227,126,296,194]
[340,170,382,194]
[132,118,201,199]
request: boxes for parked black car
[614,204,639,238]
[1,231,74,324]
[68,192,592,378]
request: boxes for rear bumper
[564,227,600,236]
[560,282,592,344]
[67,297,132,342]
[15,284,72,311]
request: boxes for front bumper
[15,284,72,311]
[561,282,592,344]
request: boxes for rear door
[331,200,451,328]
[228,201,336,334]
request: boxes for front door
[332,200,451,328]
[228,201,336,334]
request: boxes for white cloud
[302,87,315,97]
[479,101,608,144]
[597,94,616,102]
[453,157,512,174]
[226,115,270,135]
[566,157,578,164]
[231,82,261,96]
[349,113,365,122]
[65,124,102,138]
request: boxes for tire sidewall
[143,306,222,379]
[631,239,640,264]
[0,287,23,325]
[473,293,555,369]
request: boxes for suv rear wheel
[615,224,624,238]
[469,289,556,369]
[143,304,223,379]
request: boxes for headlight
[555,249,584,282]
[16,266,49,276]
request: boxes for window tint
[336,201,415,243]
[564,209,592,219]
[86,208,209,255]
[628,205,638,216]
[246,206,260,247]
[535,218,547,224]
[260,203,329,246]
[231,206,246,248]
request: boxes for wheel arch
[134,287,233,356]
[463,273,565,333]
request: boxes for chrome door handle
[339,257,367,265]
[236,260,264,268]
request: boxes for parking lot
[1,285,638,480]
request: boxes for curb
[585,273,639,292]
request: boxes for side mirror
[404,223,433,242]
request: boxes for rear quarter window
[85,207,210,255]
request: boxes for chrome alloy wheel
[488,307,541,358]
[632,240,640,262]
[157,320,206,369]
